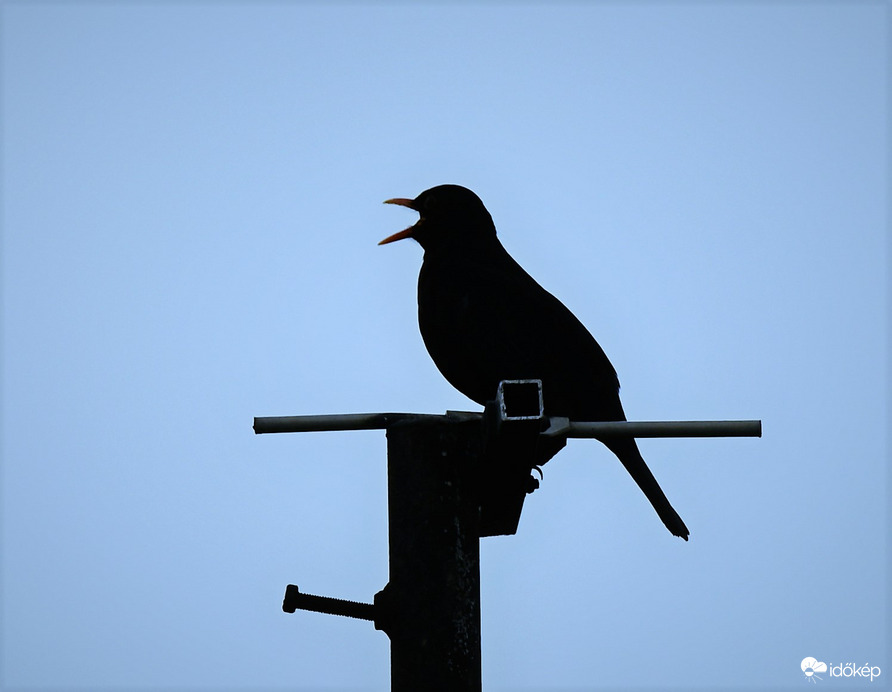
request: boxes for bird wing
[418,247,621,419]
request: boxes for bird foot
[525,465,544,494]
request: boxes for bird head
[379,184,496,251]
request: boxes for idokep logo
[801,657,883,683]
[801,657,827,682]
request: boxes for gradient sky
[2,2,887,691]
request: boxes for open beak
[379,197,419,245]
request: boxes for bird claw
[525,465,544,494]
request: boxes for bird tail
[604,436,690,540]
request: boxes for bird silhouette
[380,184,689,540]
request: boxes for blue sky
[1,2,887,690]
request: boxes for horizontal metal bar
[254,412,441,434]
[567,419,762,438]
[254,412,761,438]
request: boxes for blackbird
[380,184,689,540]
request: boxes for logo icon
[802,657,827,683]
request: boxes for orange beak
[379,198,419,245]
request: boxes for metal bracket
[479,379,565,537]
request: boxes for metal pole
[254,412,433,434]
[381,420,483,692]
[253,411,480,434]
[548,418,762,439]
[253,413,762,438]
[262,389,761,689]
